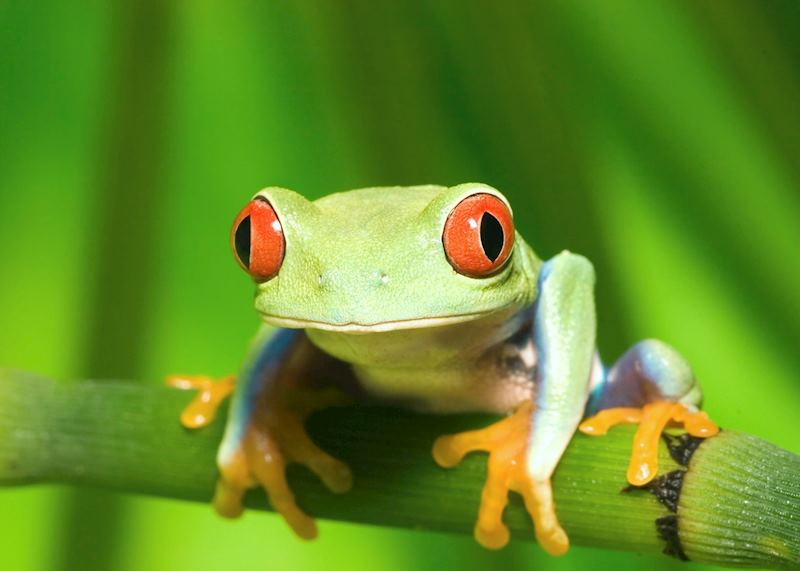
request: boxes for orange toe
[676,408,719,438]
[626,401,677,485]
[581,401,719,487]
[213,384,352,540]
[578,407,642,436]
[433,401,569,555]
[166,374,235,428]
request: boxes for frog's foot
[166,374,236,429]
[213,387,354,540]
[432,401,568,556]
[579,401,719,486]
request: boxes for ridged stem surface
[0,370,796,568]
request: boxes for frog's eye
[442,193,515,277]
[231,196,285,281]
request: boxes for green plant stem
[0,370,797,568]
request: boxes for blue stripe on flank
[585,361,609,417]
[532,259,553,398]
[219,328,301,463]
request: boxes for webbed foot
[167,374,236,428]
[579,401,719,485]
[215,386,353,539]
[432,401,568,556]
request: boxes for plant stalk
[0,370,796,568]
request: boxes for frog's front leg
[434,252,597,555]
[202,327,352,538]
[580,340,719,485]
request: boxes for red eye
[442,193,515,277]
[231,197,285,281]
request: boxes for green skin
[251,184,544,413]
[217,183,703,552]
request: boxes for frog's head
[231,183,540,334]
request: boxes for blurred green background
[1,1,799,570]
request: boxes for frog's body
[172,183,718,556]
[308,308,535,413]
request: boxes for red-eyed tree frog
[169,183,718,555]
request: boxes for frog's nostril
[379,273,389,285]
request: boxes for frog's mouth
[259,311,493,334]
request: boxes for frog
[168,183,718,555]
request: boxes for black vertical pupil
[235,215,251,267]
[480,212,504,262]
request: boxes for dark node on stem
[662,432,706,466]
[656,515,689,561]
[641,469,685,513]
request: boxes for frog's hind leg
[214,328,353,539]
[580,339,719,485]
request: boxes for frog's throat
[259,311,496,334]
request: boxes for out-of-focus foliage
[1,1,798,570]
